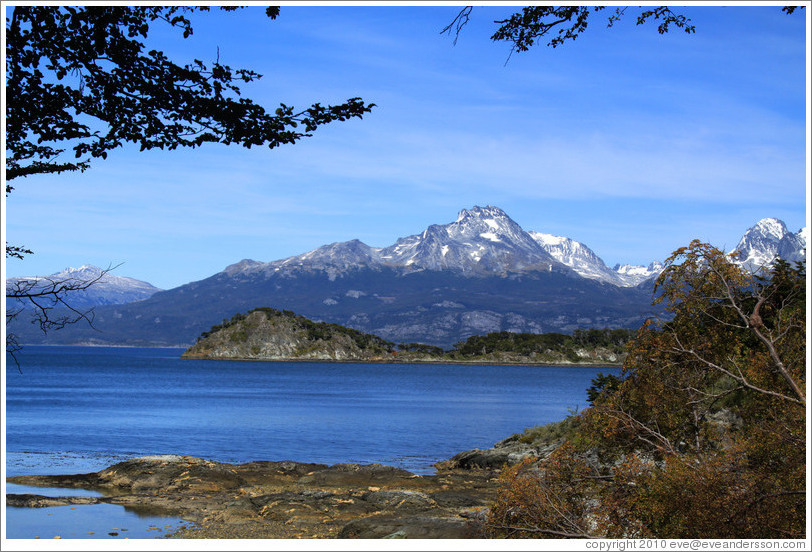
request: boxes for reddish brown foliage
[484,244,805,539]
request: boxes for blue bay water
[4,345,620,539]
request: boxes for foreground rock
[7,454,501,539]
[437,433,563,470]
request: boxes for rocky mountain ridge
[6,264,161,308]
[528,231,663,287]
[219,207,805,289]
[222,206,569,281]
[731,217,806,273]
[10,208,803,303]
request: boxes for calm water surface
[5,345,619,538]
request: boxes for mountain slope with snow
[225,205,570,280]
[731,218,807,273]
[222,208,805,288]
[7,265,161,308]
[528,232,665,287]
[530,232,621,286]
[612,261,665,287]
[378,206,561,274]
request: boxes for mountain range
[6,207,806,348]
[218,206,665,286]
[6,264,161,309]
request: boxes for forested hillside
[448,328,633,364]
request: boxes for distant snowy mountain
[228,205,569,280]
[531,216,806,286]
[612,261,665,287]
[731,218,807,273]
[528,232,664,287]
[11,207,658,347]
[7,265,161,308]
[228,239,383,281]
[214,208,809,289]
[378,206,560,274]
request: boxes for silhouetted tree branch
[445,5,802,60]
[5,5,375,256]
[6,265,119,368]
[442,5,696,57]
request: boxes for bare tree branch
[439,6,472,45]
[488,523,594,539]
[6,264,121,362]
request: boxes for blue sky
[4,4,809,290]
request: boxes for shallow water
[7,503,192,540]
[5,463,192,539]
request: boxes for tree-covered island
[181,306,633,366]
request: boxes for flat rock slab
[6,494,105,508]
[7,455,501,539]
[339,515,478,539]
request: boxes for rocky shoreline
[6,438,548,539]
[181,354,622,367]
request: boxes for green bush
[517,415,582,445]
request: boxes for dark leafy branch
[446,4,801,59]
[6,245,34,260]
[493,6,696,52]
[442,5,697,57]
[6,6,374,190]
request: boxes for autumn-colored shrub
[485,244,805,539]
[485,443,596,538]
[597,443,805,539]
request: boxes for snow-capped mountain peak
[7,265,161,307]
[455,205,516,228]
[528,231,624,285]
[752,218,789,240]
[449,205,534,245]
[528,231,665,287]
[613,261,665,286]
[378,205,558,274]
[38,264,106,281]
[530,232,568,247]
[732,218,806,273]
[220,205,563,278]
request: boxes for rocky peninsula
[6,434,550,539]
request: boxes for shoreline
[16,343,191,349]
[18,344,625,368]
[6,453,508,539]
[180,354,622,367]
[5,426,554,539]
